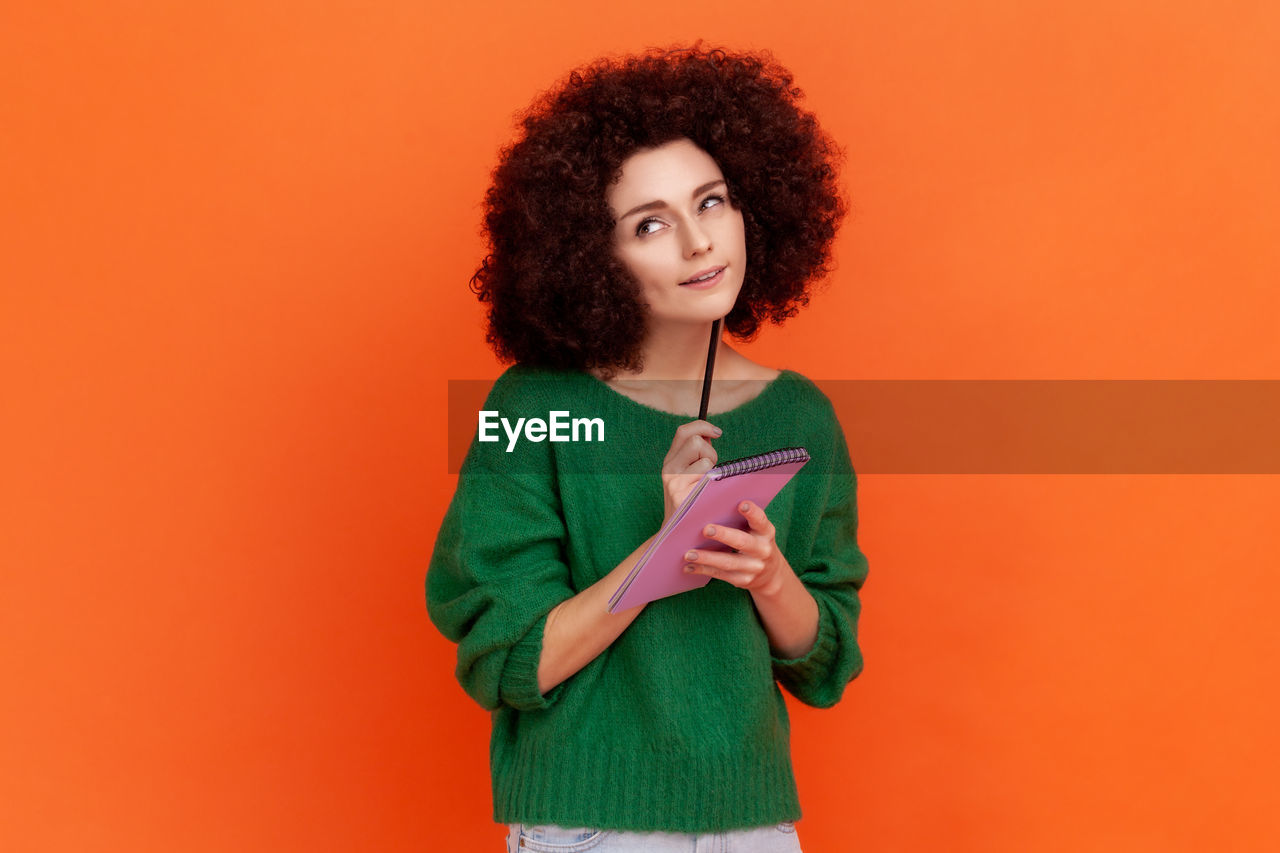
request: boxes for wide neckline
[583,369,797,421]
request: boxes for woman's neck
[622,321,722,381]
[593,319,781,416]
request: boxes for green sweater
[427,366,868,832]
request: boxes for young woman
[428,46,869,853]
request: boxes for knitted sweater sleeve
[771,405,869,708]
[426,372,576,712]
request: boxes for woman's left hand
[682,500,790,597]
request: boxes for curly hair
[471,44,845,373]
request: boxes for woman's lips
[679,266,726,289]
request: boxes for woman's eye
[699,194,725,211]
[636,218,663,237]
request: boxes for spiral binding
[713,447,810,479]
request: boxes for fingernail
[685,550,698,561]
[740,502,750,512]
[712,426,722,435]
[705,525,717,537]
[683,565,694,573]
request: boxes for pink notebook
[608,447,810,612]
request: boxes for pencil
[698,318,721,421]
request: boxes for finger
[700,523,759,555]
[673,420,723,441]
[689,454,716,474]
[665,438,716,471]
[670,420,721,468]
[672,421,720,453]
[682,548,764,575]
[665,463,714,502]
[682,563,758,590]
[737,501,776,538]
[664,434,718,472]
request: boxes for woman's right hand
[661,420,721,520]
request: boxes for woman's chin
[654,310,734,329]
[687,290,741,322]
[644,288,741,329]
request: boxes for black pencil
[698,318,721,421]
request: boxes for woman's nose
[682,220,712,258]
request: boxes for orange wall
[3,1,1278,850]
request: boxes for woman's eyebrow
[618,179,727,221]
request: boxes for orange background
[3,1,1278,850]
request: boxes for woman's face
[607,138,747,331]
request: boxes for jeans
[506,822,803,852]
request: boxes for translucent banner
[447,379,1280,474]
